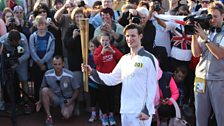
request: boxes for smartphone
[47,18,52,24]
[104,41,110,48]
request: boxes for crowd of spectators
[0,0,223,126]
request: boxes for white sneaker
[101,116,109,126]
[88,115,97,123]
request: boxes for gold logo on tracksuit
[134,62,143,68]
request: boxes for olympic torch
[80,18,89,92]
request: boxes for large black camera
[2,43,24,70]
[9,17,16,23]
[184,14,212,35]
[128,13,141,24]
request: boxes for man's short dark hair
[100,7,114,17]
[53,55,64,62]
[123,23,143,35]
[8,29,21,42]
[126,0,140,5]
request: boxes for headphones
[209,23,224,33]
[209,27,222,33]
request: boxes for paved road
[0,108,121,126]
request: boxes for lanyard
[56,80,68,99]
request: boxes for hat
[13,5,23,12]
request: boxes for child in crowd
[173,66,188,108]
[87,39,101,123]
[93,32,123,126]
[173,65,193,118]
[158,71,179,126]
[29,15,55,101]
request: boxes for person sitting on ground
[36,55,80,126]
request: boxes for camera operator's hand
[195,22,208,40]
[104,23,113,33]
[129,9,138,16]
[149,1,155,12]
[100,23,113,33]
[72,29,80,38]
[5,18,11,26]
[161,98,169,105]
[64,0,75,8]
[108,46,116,54]
[14,17,20,26]
[101,45,108,54]
[48,19,59,30]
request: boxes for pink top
[159,76,179,105]
[0,19,6,36]
[154,67,162,106]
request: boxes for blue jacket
[29,31,55,69]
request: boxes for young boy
[29,15,55,101]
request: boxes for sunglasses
[15,11,23,14]
[39,10,47,14]
[202,1,209,4]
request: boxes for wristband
[205,38,211,44]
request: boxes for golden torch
[80,18,89,92]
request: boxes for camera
[74,29,80,32]
[2,43,23,70]
[64,99,68,104]
[47,18,52,24]
[104,41,110,48]
[128,13,141,24]
[184,14,212,35]
[153,0,161,11]
[9,17,16,23]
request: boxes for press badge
[194,77,206,94]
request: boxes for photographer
[119,6,156,53]
[0,29,30,112]
[94,7,126,53]
[191,2,224,126]
[35,55,80,126]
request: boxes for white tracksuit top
[92,48,160,116]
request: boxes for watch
[204,38,211,44]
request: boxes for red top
[94,44,123,73]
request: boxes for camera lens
[64,99,68,104]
